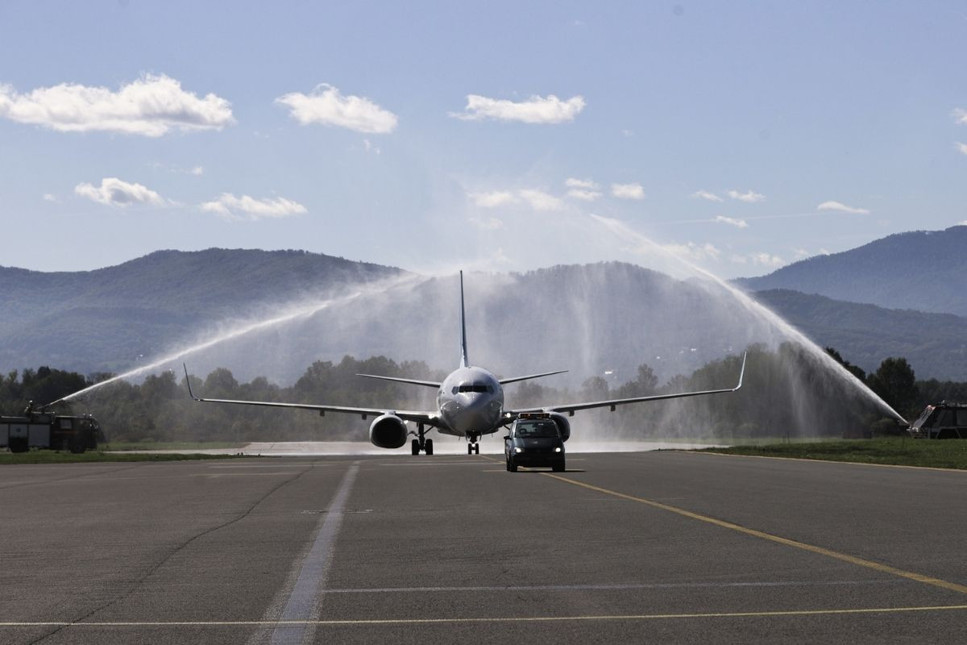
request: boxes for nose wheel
[467,433,480,455]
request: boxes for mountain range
[737,225,967,317]
[1,227,965,384]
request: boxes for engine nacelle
[550,412,571,442]
[369,414,408,449]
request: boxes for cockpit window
[456,383,493,394]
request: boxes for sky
[1,0,966,279]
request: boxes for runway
[2,450,966,643]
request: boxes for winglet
[734,352,747,391]
[183,363,201,401]
[459,270,469,368]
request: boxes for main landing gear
[411,424,434,455]
[467,432,480,455]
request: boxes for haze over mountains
[1,226,965,384]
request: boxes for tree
[825,347,867,382]
[868,357,919,418]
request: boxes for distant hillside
[756,289,967,381]
[0,249,401,373]
[0,257,773,385]
[2,249,966,385]
[738,226,967,316]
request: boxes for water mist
[589,214,906,425]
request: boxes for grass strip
[701,438,967,470]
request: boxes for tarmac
[2,446,966,644]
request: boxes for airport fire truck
[1,405,100,453]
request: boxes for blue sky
[1,0,966,278]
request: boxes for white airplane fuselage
[437,366,504,438]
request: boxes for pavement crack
[28,462,317,644]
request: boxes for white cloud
[817,200,870,215]
[469,191,518,208]
[468,188,563,211]
[611,182,645,200]
[200,193,307,221]
[468,216,504,230]
[691,189,724,203]
[74,177,164,207]
[275,84,397,134]
[957,142,967,155]
[450,94,585,124]
[751,252,784,267]
[564,177,602,201]
[190,166,205,176]
[0,74,233,137]
[42,193,58,203]
[730,252,784,267]
[519,188,564,211]
[664,242,721,261]
[714,215,749,229]
[567,189,602,202]
[565,178,597,190]
[727,189,766,203]
[954,108,967,125]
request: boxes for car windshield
[516,422,559,438]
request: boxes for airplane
[185,271,746,455]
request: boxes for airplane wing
[509,352,746,416]
[184,366,441,426]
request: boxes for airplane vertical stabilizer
[460,271,469,368]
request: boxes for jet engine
[369,414,408,449]
[549,412,571,442]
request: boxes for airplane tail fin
[460,271,469,368]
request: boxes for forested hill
[757,290,967,381]
[737,226,967,316]
[0,249,402,373]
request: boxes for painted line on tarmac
[268,461,359,645]
[318,578,899,594]
[5,604,967,628]
[542,473,967,595]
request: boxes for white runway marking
[268,461,359,645]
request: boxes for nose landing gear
[467,432,480,455]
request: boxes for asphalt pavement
[2,450,966,644]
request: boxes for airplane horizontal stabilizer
[356,374,441,388]
[498,370,568,385]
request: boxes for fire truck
[1,405,100,453]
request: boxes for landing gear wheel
[474,443,480,455]
[411,439,420,456]
[425,439,434,455]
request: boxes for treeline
[2,346,964,444]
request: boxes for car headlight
[514,447,523,453]
[554,447,562,453]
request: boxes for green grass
[701,438,967,470]
[0,451,249,464]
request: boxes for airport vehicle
[1,407,100,453]
[504,412,565,472]
[908,402,967,439]
[186,272,746,455]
